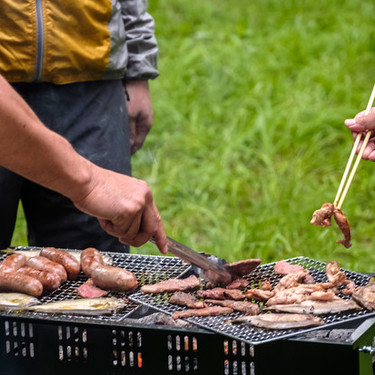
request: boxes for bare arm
[0,75,167,253]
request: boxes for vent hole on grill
[192,337,198,351]
[4,320,35,358]
[57,326,88,362]
[175,335,181,351]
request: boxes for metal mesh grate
[130,256,375,345]
[0,247,190,324]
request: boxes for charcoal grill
[0,249,374,375]
[130,256,375,345]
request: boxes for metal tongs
[150,236,233,285]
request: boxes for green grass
[12,0,375,273]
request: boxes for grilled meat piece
[326,261,347,286]
[274,261,315,284]
[245,289,274,301]
[197,288,226,300]
[352,281,375,310]
[275,270,310,291]
[261,279,273,291]
[332,207,351,248]
[226,259,261,278]
[78,279,109,298]
[227,313,324,330]
[172,306,233,320]
[310,203,351,248]
[310,203,334,227]
[266,285,335,306]
[274,260,306,275]
[264,297,361,315]
[123,312,191,327]
[205,299,259,315]
[226,278,250,289]
[341,279,356,296]
[141,275,201,294]
[169,292,206,309]
[197,287,245,300]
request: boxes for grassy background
[11,0,375,273]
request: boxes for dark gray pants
[0,80,131,252]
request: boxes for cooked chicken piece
[341,280,356,296]
[245,289,274,301]
[310,202,334,227]
[326,261,347,286]
[266,285,335,306]
[274,270,310,291]
[264,297,361,315]
[352,281,375,310]
[261,279,273,291]
[274,260,315,284]
[332,207,351,248]
[310,203,351,248]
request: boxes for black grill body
[0,249,374,375]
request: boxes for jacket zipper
[34,0,44,81]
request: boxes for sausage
[0,254,26,272]
[80,248,104,278]
[91,265,138,292]
[17,266,62,291]
[40,247,80,280]
[0,271,43,296]
[26,256,67,282]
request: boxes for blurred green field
[12,0,375,273]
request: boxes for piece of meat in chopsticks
[310,203,351,248]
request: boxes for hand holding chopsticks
[333,83,375,209]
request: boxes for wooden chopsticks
[333,84,375,210]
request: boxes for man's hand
[126,80,153,154]
[73,163,168,254]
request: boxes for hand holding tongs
[149,236,233,285]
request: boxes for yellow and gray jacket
[0,0,158,84]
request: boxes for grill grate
[130,256,375,345]
[0,247,190,324]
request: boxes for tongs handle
[149,236,232,280]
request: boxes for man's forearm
[0,75,93,202]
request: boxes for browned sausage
[91,265,138,292]
[0,271,43,296]
[26,256,67,282]
[0,254,26,272]
[40,247,80,280]
[17,266,62,291]
[80,248,104,278]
